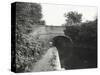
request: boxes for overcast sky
[41,3,97,26]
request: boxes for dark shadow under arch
[52,36,73,68]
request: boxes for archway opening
[52,36,73,69]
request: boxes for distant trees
[16,2,45,25]
[64,11,97,44]
[64,11,82,40]
[16,2,45,34]
[64,11,97,42]
[64,11,82,26]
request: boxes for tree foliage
[16,2,45,34]
[64,25,80,40]
[64,11,82,26]
[78,20,97,44]
[64,19,97,44]
[16,2,45,25]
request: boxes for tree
[64,11,82,26]
[16,2,45,34]
[63,11,82,41]
[16,2,45,25]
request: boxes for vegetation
[16,2,45,34]
[64,11,82,26]
[15,2,48,72]
[15,2,97,71]
[63,11,97,69]
[16,33,50,72]
[64,19,97,44]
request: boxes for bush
[16,34,47,72]
[64,25,80,41]
[64,20,97,44]
[78,21,97,44]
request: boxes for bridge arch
[51,35,73,68]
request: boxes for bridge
[30,25,72,42]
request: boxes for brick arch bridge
[30,25,72,42]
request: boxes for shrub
[64,25,80,41]
[64,20,97,44]
[16,33,47,72]
[78,21,97,44]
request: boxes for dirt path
[32,47,61,72]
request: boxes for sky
[41,3,97,26]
